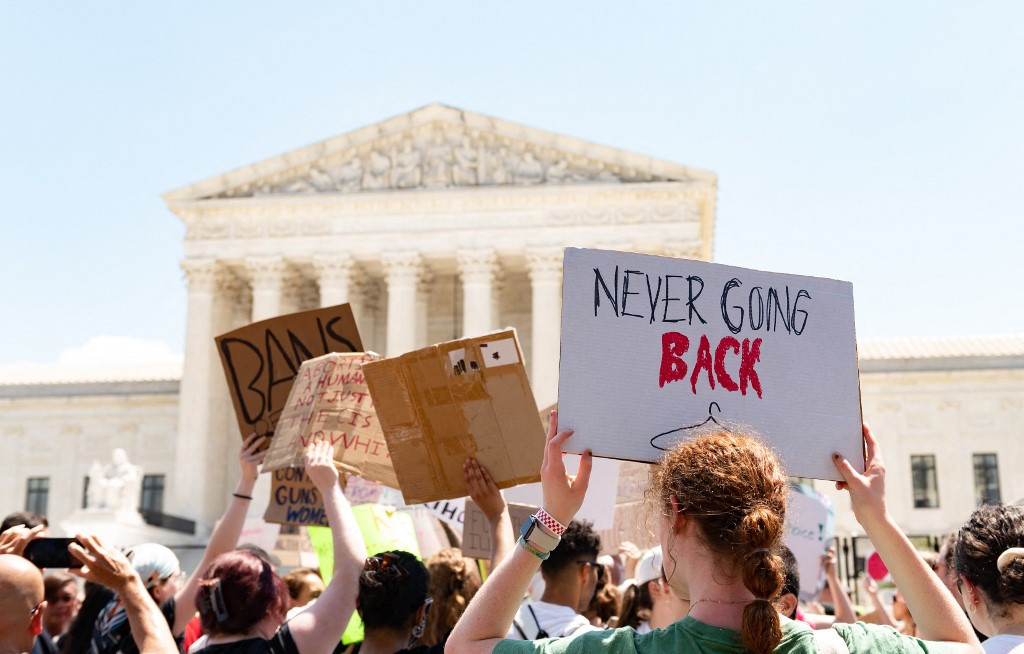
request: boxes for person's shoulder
[494,627,641,654]
[831,621,951,654]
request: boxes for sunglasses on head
[576,560,606,583]
[365,553,408,580]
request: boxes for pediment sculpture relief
[215,124,679,198]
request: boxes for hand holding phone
[22,538,84,568]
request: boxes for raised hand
[0,523,45,556]
[68,533,140,594]
[304,438,340,491]
[239,432,268,483]
[464,457,505,521]
[540,410,592,526]
[833,423,888,527]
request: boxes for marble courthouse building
[1,105,1021,543]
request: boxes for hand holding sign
[464,458,505,522]
[541,410,593,527]
[832,423,887,527]
[239,433,268,485]
[304,439,340,492]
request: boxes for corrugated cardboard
[261,352,400,489]
[558,247,864,482]
[264,466,339,527]
[363,330,545,505]
[461,500,536,560]
[215,303,363,442]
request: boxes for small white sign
[480,338,520,368]
[785,483,835,601]
[557,248,863,482]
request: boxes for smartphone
[22,538,83,568]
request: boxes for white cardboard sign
[784,483,835,601]
[558,248,863,481]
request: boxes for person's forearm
[488,507,512,572]
[324,483,366,581]
[860,513,977,644]
[447,545,541,654]
[120,577,179,654]
[826,570,857,625]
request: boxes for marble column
[313,255,354,307]
[381,252,423,357]
[526,248,563,407]
[170,259,221,525]
[416,269,434,348]
[246,257,286,321]
[457,249,498,338]
[243,257,287,519]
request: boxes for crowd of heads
[1,425,1022,654]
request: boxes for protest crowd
[2,415,1022,654]
[2,268,1023,654]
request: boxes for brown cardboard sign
[216,304,363,441]
[262,352,400,489]
[461,500,536,560]
[264,466,341,527]
[363,330,545,505]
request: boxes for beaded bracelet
[535,508,567,537]
[518,536,551,560]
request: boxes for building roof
[858,335,1024,373]
[0,362,181,398]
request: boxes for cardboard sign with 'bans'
[262,352,400,489]
[216,304,363,441]
[363,330,545,505]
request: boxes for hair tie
[745,548,771,559]
[996,547,1024,574]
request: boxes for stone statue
[513,151,544,185]
[423,129,452,188]
[452,135,478,186]
[362,150,392,190]
[308,166,335,192]
[545,159,572,184]
[393,139,422,189]
[87,448,143,514]
[335,156,363,192]
[485,146,511,185]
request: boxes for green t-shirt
[494,617,952,654]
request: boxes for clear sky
[2,2,1022,365]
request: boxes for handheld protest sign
[264,466,340,526]
[262,352,400,489]
[558,248,863,481]
[461,501,536,560]
[784,482,836,601]
[363,330,546,505]
[215,304,363,443]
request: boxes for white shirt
[506,600,597,640]
[982,634,1024,654]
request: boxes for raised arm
[70,534,178,654]
[289,439,367,654]
[833,424,981,652]
[465,457,512,571]
[172,432,266,634]
[447,410,592,654]
[823,547,857,625]
[862,575,899,628]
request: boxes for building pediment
[164,104,715,202]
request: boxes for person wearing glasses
[188,439,366,654]
[505,520,602,641]
[0,532,177,654]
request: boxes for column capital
[180,258,221,293]
[381,251,423,285]
[245,256,287,289]
[312,254,355,282]
[457,249,499,284]
[525,247,563,282]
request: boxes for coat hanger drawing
[650,401,723,451]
